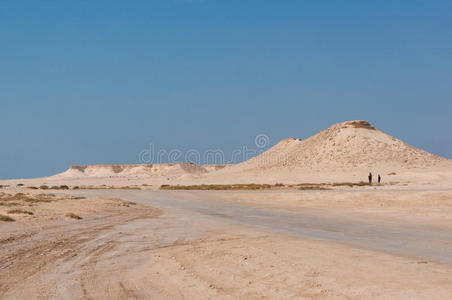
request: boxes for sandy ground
[1,187,452,299]
[205,189,452,226]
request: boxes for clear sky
[1,1,451,179]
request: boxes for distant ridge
[53,163,226,178]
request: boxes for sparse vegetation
[77,185,142,190]
[288,183,331,190]
[16,183,24,187]
[117,186,141,190]
[332,181,371,187]
[65,213,82,220]
[0,193,57,203]
[159,181,378,190]
[39,185,49,190]
[7,209,33,215]
[30,194,56,203]
[48,185,70,190]
[0,202,20,207]
[0,214,15,222]
[388,172,397,175]
[161,183,279,190]
[298,185,331,190]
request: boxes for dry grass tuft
[69,196,86,200]
[332,181,371,187]
[49,185,70,190]
[0,193,57,203]
[0,214,15,222]
[7,209,33,215]
[65,213,82,220]
[76,185,142,190]
[161,184,266,190]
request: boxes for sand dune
[226,120,448,171]
[201,120,452,185]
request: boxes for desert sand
[1,120,452,299]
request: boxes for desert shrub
[0,214,15,222]
[388,172,396,175]
[1,193,34,202]
[117,186,141,190]
[332,181,371,187]
[7,209,33,215]
[161,183,277,190]
[29,186,39,190]
[39,185,49,190]
[298,185,331,190]
[72,186,79,190]
[16,183,24,187]
[0,202,20,207]
[0,193,57,203]
[65,213,82,220]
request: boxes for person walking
[378,174,381,184]
[368,172,372,184]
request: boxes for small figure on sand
[368,172,373,184]
[378,174,381,184]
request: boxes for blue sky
[1,0,451,179]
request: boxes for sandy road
[2,189,452,299]
[74,189,452,264]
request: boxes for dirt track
[0,206,161,299]
[2,189,452,299]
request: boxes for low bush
[7,209,33,215]
[49,185,70,190]
[332,181,371,187]
[0,193,56,203]
[0,214,15,222]
[65,213,82,220]
[160,183,276,190]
